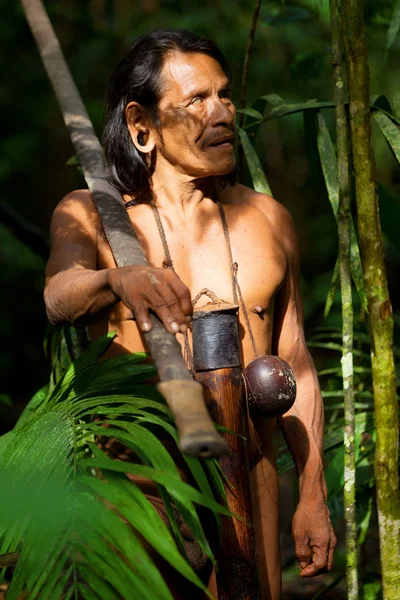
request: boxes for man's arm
[45,191,192,333]
[270,202,336,577]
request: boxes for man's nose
[209,97,235,129]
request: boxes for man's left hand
[292,497,337,577]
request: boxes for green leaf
[357,494,373,546]
[82,474,206,593]
[236,108,263,120]
[324,258,340,318]
[361,581,382,600]
[264,99,334,123]
[81,448,234,517]
[315,112,367,312]
[237,127,272,195]
[15,384,49,429]
[385,0,400,58]
[0,336,228,597]
[66,155,80,166]
[373,110,400,164]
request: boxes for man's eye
[191,97,203,106]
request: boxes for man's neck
[151,169,218,214]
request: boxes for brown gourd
[243,355,296,418]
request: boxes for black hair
[103,28,235,203]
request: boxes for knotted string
[150,196,259,370]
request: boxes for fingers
[294,535,312,573]
[152,286,188,333]
[134,303,152,333]
[137,270,192,334]
[299,536,332,578]
[167,272,193,321]
[327,528,337,572]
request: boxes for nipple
[251,305,265,317]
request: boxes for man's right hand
[109,265,192,334]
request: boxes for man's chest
[97,202,287,315]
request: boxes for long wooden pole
[21,0,227,459]
[341,1,400,597]
[329,1,358,596]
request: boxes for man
[44,29,336,599]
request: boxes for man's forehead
[160,52,228,98]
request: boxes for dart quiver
[192,302,261,600]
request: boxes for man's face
[154,52,236,178]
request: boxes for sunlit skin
[45,52,336,599]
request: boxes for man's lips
[208,134,235,147]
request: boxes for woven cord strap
[217,202,258,359]
[151,197,259,367]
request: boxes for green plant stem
[239,0,262,128]
[329,1,358,597]
[342,1,400,598]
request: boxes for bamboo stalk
[329,1,358,597]
[21,0,227,458]
[341,1,400,597]
[239,0,262,128]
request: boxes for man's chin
[206,157,237,178]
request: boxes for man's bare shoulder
[51,189,100,240]
[228,183,296,248]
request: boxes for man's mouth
[208,134,235,148]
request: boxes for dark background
[1,1,399,597]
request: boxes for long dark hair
[103,29,235,203]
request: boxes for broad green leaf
[264,99,334,123]
[393,92,400,120]
[237,127,272,195]
[372,104,400,125]
[316,112,367,312]
[385,0,400,58]
[236,108,263,120]
[373,110,400,164]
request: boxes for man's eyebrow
[182,80,231,101]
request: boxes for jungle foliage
[1,1,400,599]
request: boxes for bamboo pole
[192,304,260,599]
[239,0,262,128]
[329,1,358,596]
[21,0,227,458]
[341,1,400,597]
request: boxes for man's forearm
[44,267,119,326]
[278,366,326,499]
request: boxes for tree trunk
[341,1,400,597]
[329,1,358,596]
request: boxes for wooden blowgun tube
[21,0,227,459]
[192,305,261,600]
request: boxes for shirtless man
[44,29,336,599]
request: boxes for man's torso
[87,182,288,366]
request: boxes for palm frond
[0,329,229,599]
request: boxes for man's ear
[125,101,156,153]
